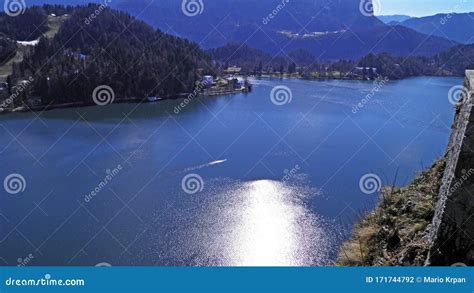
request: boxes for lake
[0,76,462,266]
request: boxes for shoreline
[252,72,464,81]
[0,87,249,116]
[0,74,463,116]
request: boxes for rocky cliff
[427,70,474,266]
[340,70,474,266]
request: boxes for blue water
[0,76,462,266]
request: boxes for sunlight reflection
[232,180,304,266]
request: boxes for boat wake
[185,159,227,172]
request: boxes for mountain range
[377,14,411,24]
[107,0,455,60]
[397,13,474,44]
[7,1,474,59]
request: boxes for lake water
[0,76,462,266]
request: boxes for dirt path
[0,14,69,82]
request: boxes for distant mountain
[377,15,412,24]
[15,1,461,59]
[398,13,474,44]
[110,0,455,60]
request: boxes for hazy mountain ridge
[377,15,412,24]
[11,0,461,59]
[398,13,474,44]
[109,0,455,60]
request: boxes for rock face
[428,70,474,265]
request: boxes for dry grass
[0,46,28,81]
[338,158,446,266]
[0,15,70,81]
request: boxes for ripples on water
[0,76,460,267]
[144,178,336,266]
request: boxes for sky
[377,0,474,17]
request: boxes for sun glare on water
[230,180,327,266]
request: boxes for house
[353,67,378,79]
[226,77,246,89]
[202,75,215,87]
[224,66,242,74]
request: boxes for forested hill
[0,6,50,41]
[6,4,213,106]
[210,42,474,79]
